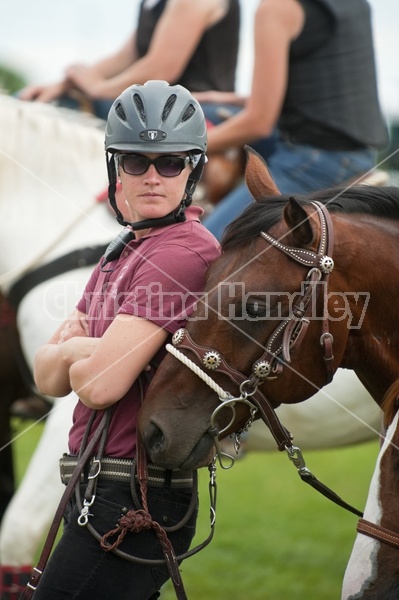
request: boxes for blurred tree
[0,64,27,94]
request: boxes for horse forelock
[222,185,399,250]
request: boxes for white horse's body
[246,369,381,452]
[0,96,382,575]
[0,96,120,570]
[0,269,92,565]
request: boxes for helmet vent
[115,102,127,121]
[162,94,177,121]
[181,104,196,122]
[133,94,146,122]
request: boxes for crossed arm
[33,309,168,410]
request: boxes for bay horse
[138,148,399,595]
[139,148,398,469]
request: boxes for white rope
[166,344,231,400]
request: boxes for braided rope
[166,344,230,400]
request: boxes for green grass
[161,441,378,600]
[12,418,379,599]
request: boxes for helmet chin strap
[106,152,205,231]
[101,154,204,271]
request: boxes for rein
[21,407,218,600]
[356,416,399,550]
[167,201,363,517]
[357,519,399,550]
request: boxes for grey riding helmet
[105,80,208,225]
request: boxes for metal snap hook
[77,495,95,527]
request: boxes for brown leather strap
[19,409,111,599]
[173,328,363,516]
[177,331,293,450]
[357,518,399,549]
[99,434,189,600]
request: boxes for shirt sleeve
[76,263,101,315]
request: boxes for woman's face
[118,152,192,227]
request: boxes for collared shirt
[69,206,220,457]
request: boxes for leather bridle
[169,201,335,450]
[167,201,362,517]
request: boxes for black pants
[32,480,197,599]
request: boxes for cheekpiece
[202,351,222,370]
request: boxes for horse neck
[342,413,398,599]
[335,215,399,403]
[0,96,120,289]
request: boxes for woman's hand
[18,80,71,103]
[66,65,107,99]
[57,314,89,344]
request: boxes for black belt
[59,454,194,489]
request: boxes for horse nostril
[143,421,166,456]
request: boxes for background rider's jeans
[200,102,277,162]
[32,481,197,600]
[203,133,375,241]
[52,94,113,120]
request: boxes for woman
[19,0,240,121]
[32,81,220,599]
[198,0,388,240]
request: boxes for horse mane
[222,185,399,249]
[382,379,399,427]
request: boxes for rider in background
[198,0,388,240]
[18,0,239,121]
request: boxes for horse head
[139,148,367,470]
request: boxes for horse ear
[244,145,280,200]
[284,197,315,247]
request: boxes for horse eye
[246,301,268,319]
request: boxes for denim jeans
[32,481,198,600]
[200,102,277,162]
[203,132,375,241]
[52,95,112,121]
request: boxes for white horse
[0,95,120,592]
[0,95,382,595]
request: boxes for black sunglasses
[118,154,190,177]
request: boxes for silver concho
[203,351,222,370]
[172,328,186,346]
[253,360,272,380]
[319,255,334,273]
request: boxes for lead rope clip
[77,495,96,527]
